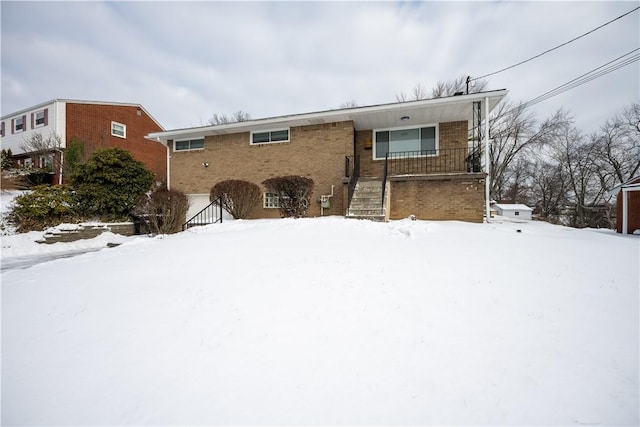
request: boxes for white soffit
[147,89,507,143]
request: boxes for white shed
[493,204,533,220]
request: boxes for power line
[522,48,639,109]
[469,48,639,133]
[470,6,640,82]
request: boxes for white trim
[173,137,205,152]
[621,185,640,234]
[34,110,46,128]
[263,192,280,208]
[372,123,438,160]
[484,96,490,223]
[14,116,25,132]
[111,121,126,139]
[250,128,290,145]
[146,89,509,144]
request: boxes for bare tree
[529,159,567,221]
[396,76,489,102]
[20,132,63,171]
[487,103,570,201]
[208,110,252,126]
[395,82,429,102]
[339,100,359,109]
[592,102,640,185]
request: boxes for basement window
[174,138,205,151]
[251,129,289,145]
[111,121,126,138]
[263,192,280,208]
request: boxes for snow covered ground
[2,216,639,425]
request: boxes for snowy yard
[1,216,638,425]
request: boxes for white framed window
[373,124,438,160]
[251,128,289,145]
[35,110,46,127]
[174,138,205,151]
[111,121,126,138]
[15,116,24,132]
[263,192,280,208]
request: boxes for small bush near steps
[210,179,261,219]
[262,175,314,218]
[134,188,189,234]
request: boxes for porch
[345,147,486,222]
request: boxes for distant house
[147,89,508,225]
[0,99,166,184]
[608,176,640,234]
[492,203,533,220]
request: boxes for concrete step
[347,208,385,216]
[346,214,386,222]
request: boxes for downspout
[622,187,628,234]
[484,96,490,223]
[160,138,170,190]
[58,150,64,185]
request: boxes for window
[15,116,24,132]
[35,110,46,127]
[174,138,205,151]
[251,129,289,145]
[1,121,4,137]
[111,121,126,138]
[264,192,280,208]
[515,211,520,216]
[373,125,438,160]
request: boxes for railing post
[381,152,388,210]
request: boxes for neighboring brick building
[147,90,507,223]
[1,99,166,184]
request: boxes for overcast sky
[1,1,638,133]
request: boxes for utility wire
[469,48,639,133]
[470,6,640,81]
[522,48,639,109]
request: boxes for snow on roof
[493,204,533,211]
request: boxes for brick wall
[170,121,354,218]
[65,103,166,182]
[389,174,486,222]
[356,121,469,178]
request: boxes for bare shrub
[134,188,189,234]
[262,176,314,218]
[210,180,261,219]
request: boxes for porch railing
[182,195,223,230]
[385,147,482,176]
[381,152,389,209]
[345,154,360,209]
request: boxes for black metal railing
[346,154,360,209]
[385,147,482,176]
[182,195,223,230]
[381,152,389,209]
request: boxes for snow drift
[2,217,638,425]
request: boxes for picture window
[373,125,438,160]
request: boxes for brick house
[146,90,507,223]
[0,99,166,184]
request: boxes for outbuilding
[493,203,533,220]
[608,176,640,234]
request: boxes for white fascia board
[147,89,508,145]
